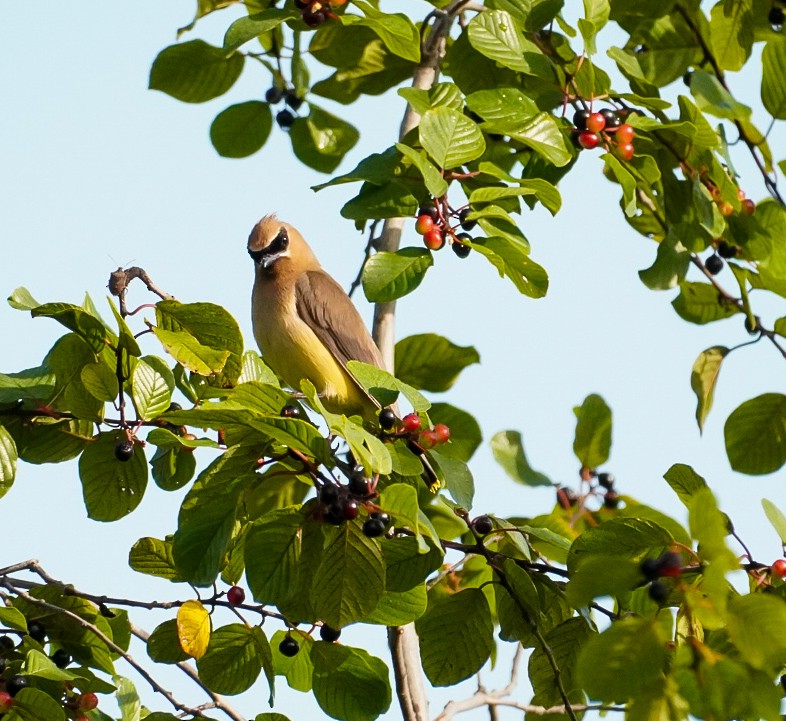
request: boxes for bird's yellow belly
[252,293,371,418]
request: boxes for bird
[247,214,386,421]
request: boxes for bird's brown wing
[295,270,385,395]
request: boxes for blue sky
[2,2,786,719]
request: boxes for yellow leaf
[177,600,211,659]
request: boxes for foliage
[4,1,786,721]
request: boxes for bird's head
[247,215,320,274]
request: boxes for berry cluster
[265,86,304,131]
[413,200,476,258]
[572,108,635,161]
[595,471,620,509]
[379,409,450,451]
[640,551,682,603]
[0,623,98,719]
[276,622,342,659]
[294,0,345,28]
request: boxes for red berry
[343,500,359,520]
[423,228,445,250]
[737,188,746,200]
[577,131,600,149]
[586,112,606,133]
[616,142,634,161]
[615,124,634,143]
[402,414,421,433]
[227,586,245,606]
[418,429,439,450]
[433,424,450,444]
[772,559,786,578]
[718,201,733,217]
[79,692,99,711]
[742,198,756,215]
[414,215,434,235]
[0,692,13,712]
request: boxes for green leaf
[395,144,448,198]
[7,687,67,721]
[210,101,273,158]
[238,350,279,386]
[468,179,562,216]
[0,425,17,500]
[347,0,420,62]
[46,334,105,421]
[0,606,27,631]
[419,107,485,170]
[690,70,752,120]
[345,362,430,413]
[467,10,529,72]
[663,463,709,507]
[147,620,190,664]
[131,356,174,421]
[364,586,428,625]
[709,0,753,71]
[725,393,786,474]
[149,40,244,103]
[197,624,270,695]
[398,82,464,114]
[416,588,493,686]
[245,507,304,608]
[114,675,141,721]
[129,537,184,582]
[151,327,230,377]
[578,0,610,54]
[290,105,359,174]
[491,112,572,166]
[762,38,786,119]
[472,236,549,298]
[393,334,480,392]
[223,8,298,51]
[762,498,786,545]
[466,87,539,126]
[672,281,740,324]
[341,180,419,221]
[0,365,55,404]
[31,302,110,353]
[577,617,666,701]
[690,346,728,433]
[490,430,551,487]
[728,594,786,671]
[311,642,392,721]
[361,248,433,303]
[79,432,148,521]
[173,444,260,586]
[5,416,92,465]
[573,393,612,469]
[150,444,198,491]
[311,522,386,628]
[81,361,118,402]
[8,286,41,311]
[638,235,690,290]
[602,152,638,216]
[155,300,243,386]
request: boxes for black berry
[279,636,300,657]
[51,649,71,668]
[573,109,590,130]
[473,515,493,536]
[348,473,370,497]
[370,511,391,527]
[596,472,615,490]
[6,675,27,697]
[114,439,134,462]
[319,624,341,642]
[27,621,46,644]
[363,518,386,538]
[302,8,326,26]
[770,6,785,25]
[294,0,310,7]
[343,500,359,520]
[276,110,295,130]
[717,241,738,259]
[604,490,620,509]
[280,404,301,419]
[705,254,724,275]
[640,558,660,582]
[379,408,396,430]
[167,402,183,412]
[265,86,284,104]
[418,203,439,222]
[226,586,246,606]
[600,108,620,129]
[0,637,14,654]
[320,483,339,505]
[452,233,472,259]
[648,580,669,604]
[656,551,682,577]
[683,70,693,87]
[457,208,477,231]
[285,92,304,110]
[326,503,344,525]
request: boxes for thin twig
[348,220,379,298]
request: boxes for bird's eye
[268,227,289,255]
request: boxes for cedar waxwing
[247,215,385,421]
